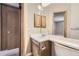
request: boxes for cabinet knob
[41,46,46,50]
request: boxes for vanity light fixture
[37,3,50,10]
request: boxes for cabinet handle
[8,31,10,34]
[41,46,46,50]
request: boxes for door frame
[53,11,67,37]
[64,11,67,37]
[20,3,24,56]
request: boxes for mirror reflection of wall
[54,12,64,36]
[70,4,79,39]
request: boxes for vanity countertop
[31,34,79,50]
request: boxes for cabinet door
[2,5,20,50]
[0,4,1,50]
[32,40,40,56]
[32,43,40,56]
[40,41,52,56]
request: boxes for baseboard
[26,52,32,56]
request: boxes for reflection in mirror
[27,3,79,39]
[41,3,79,39]
[54,12,65,36]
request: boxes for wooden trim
[20,3,24,56]
[0,4,2,50]
[64,11,67,37]
[0,4,1,50]
[30,38,33,55]
[19,3,21,56]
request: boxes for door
[0,4,1,50]
[2,4,20,50]
[7,6,20,49]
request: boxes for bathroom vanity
[31,38,52,56]
[31,34,79,56]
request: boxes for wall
[70,4,79,39]
[28,3,48,35]
[21,4,30,55]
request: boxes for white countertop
[30,34,79,50]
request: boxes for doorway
[53,12,67,37]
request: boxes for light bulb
[38,5,42,10]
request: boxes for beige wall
[21,4,30,55]
[70,4,79,39]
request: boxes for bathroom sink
[31,34,49,42]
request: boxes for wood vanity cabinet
[40,41,52,56]
[31,38,52,56]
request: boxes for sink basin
[31,34,49,42]
[32,34,46,37]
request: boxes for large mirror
[27,3,79,39]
